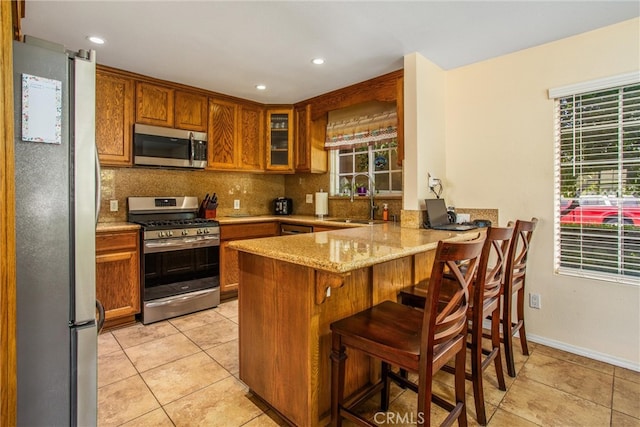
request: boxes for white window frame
[550,72,640,285]
[329,142,402,197]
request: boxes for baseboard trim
[526,333,640,373]
[480,319,640,372]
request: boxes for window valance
[324,110,397,150]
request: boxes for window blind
[553,82,640,284]
[324,110,397,150]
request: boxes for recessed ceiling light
[87,36,105,45]
[312,58,325,65]
[256,84,266,90]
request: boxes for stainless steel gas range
[128,196,220,324]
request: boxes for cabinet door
[136,82,175,127]
[96,230,140,329]
[96,250,140,322]
[175,90,207,132]
[266,108,294,172]
[95,71,134,166]
[294,104,310,172]
[219,241,239,293]
[238,104,264,171]
[219,222,279,294]
[207,98,238,169]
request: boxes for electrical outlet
[529,293,541,309]
[233,199,240,210]
[109,200,118,212]
[429,176,440,188]
[457,213,471,223]
[306,194,313,203]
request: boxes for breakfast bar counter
[229,225,479,426]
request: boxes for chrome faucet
[350,172,378,221]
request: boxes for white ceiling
[21,1,639,104]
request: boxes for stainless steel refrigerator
[13,37,100,426]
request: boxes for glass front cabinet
[266,109,293,172]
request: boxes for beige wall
[443,18,640,367]
[403,53,447,211]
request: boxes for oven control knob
[182,230,188,236]
[204,228,209,234]
[167,231,173,237]
[158,231,165,238]
[196,229,202,235]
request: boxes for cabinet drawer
[220,222,278,240]
[96,231,139,253]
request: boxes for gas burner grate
[135,218,220,230]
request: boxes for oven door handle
[145,288,217,307]
[144,236,220,253]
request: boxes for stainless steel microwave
[133,124,208,169]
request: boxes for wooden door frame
[1,1,17,426]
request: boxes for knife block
[204,208,217,219]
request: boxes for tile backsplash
[98,167,285,222]
[99,167,495,226]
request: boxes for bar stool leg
[517,288,529,355]
[471,322,487,425]
[381,362,391,411]
[492,308,507,391]
[502,296,517,377]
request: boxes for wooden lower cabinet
[219,222,279,296]
[96,229,140,330]
[238,252,418,426]
[219,240,240,295]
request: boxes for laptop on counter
[425,199,477,231]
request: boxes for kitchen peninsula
[229,224,479,426]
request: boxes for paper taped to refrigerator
[21,73,62,144]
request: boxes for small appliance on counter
[274,197,293,215]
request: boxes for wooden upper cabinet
[207,98,238,170]
[266,108,294,172]
[207,98,265,171]
[175,90,207,132]
[294,104,327,173]
[294,104,310,171]
[238,104,264,171]
[95,69,134,166]
[136,82,174,127]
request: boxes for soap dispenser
[382,203,389,221]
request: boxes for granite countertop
[228,224,480,274]
[96,222,141,232]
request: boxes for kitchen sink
[327,218,385,225]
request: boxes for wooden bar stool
[398,226,514,425]
[499,218,538,377]
[330,239,485,427]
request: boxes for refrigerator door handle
[96,299,105,334]
[95,148,101,225]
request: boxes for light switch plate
[109,200,118,212]
[306,194,313,203]
[234,199,240,209]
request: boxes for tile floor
[98,299,640,426]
